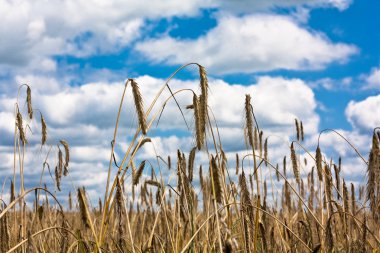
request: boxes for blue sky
[50,0,380,131]
[0,0,379,202]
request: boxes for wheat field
[1,63,379,253]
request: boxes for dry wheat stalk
[325,217,334,252]
[199,165,204,191]
[236,153,240,175]
[131,79,147,135]
[239,170,253,253]
[244,95,254,148]
[16,110,27,145]
[198,65,208,149]
[295,119,300,141]
[98,198,102,213]
[367,131,380,221]
[308,168,315,209]
[211,155,223,204]
[145,180,161,188]
[343,180,349,229]
[264,138,268,166]
[291,143,300,185]
[0,208,10,252]
[60,221,69,253]
[333,163,341,200]
[26,86,33,120]
[115,177,127,251]
[276,163,280,181]
[133,160,146,186]
[77,187,90,228]
[27,230,38,252]
[316,146,323,182]
[132,138,151,156]
[168,155,171,170]
[188,147,196,182]
[38,205,43,221]
[10,180,15,203]
[68,191,72,210]
[259,130,263,157]
[55,147,63,191]
[60,140,70,176]
[40,114,47,145]
[324,165,333,212]
[351,183,356,216]
[193,94,203,150]
[55,165,61,191]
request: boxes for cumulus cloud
[3,73,319,139]
[363,67,380,90]
[14,75,61,94]
[214,0,352,13]
[0,73,320,202]
[136,15,357,74]
[1,72,371,203]
[346,94,380,132]
[0,0,214,73]
[309,77,353,90]
[0,0,354,77]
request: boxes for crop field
[0,64,379,253]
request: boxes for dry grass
[1,63,380,253]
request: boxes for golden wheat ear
[295,118,300,141]
[244,94,254,148]
[131,79,148,135]
[40,113,47,145]
[133,160,146,186]
[316,145,323,181]
[198,65,209,148]
[16,110,27,145]
[60,140,70,176]
[26,85,33,120]
[77,187,90,228]
[290,142,300,185]
[210,155,223,204]
[193,94,202,150]
[367,130,380,221]
[188,147,196,182]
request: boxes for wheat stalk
[131,79,147,135]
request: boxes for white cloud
[1,72,373,204]
[15,75,61,94]
[0,74,320,202]
[309,76,353,90]
[139,136,194,160]
[0,0,213,72]
[9,74,318,138]
[136,15,357,74]
[367,68,380,84]
[363,67,380,90]
[0,0,354,76]
[326,0,352,10]
[307,129,370,159]
[215,0,352,13]
[0,112,14,136]
[71,146,111,163]
[207,77,319,133]
[346,95,380,132]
